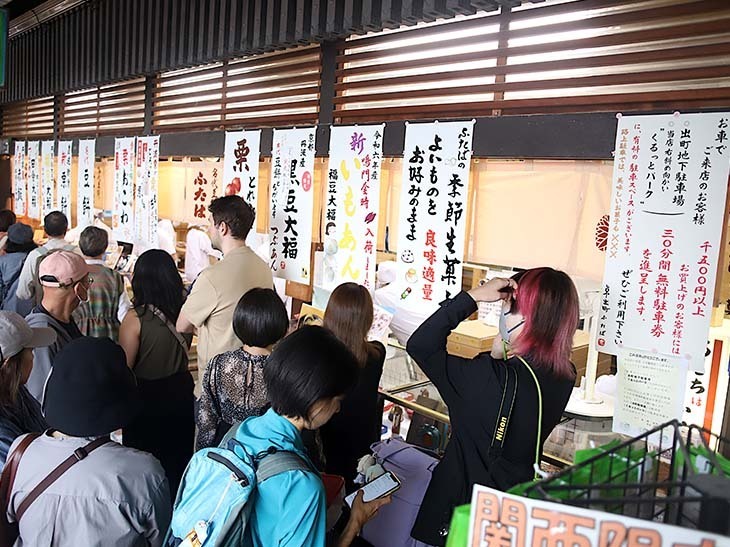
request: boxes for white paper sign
[269,127,316,283]
[76,140,96,228]
[614,348,688,445]
[223,130,262,216]
[597,113,730,371]
[134,136,160,249]
[468,485,727,547]
[56,141,72,221]
[184,160,220,224]
[13,141,26,217]
[26,141,40,220]
[40,140,55,216]
[323,125,384,291]
[113,137,136,243]
[395,120,474,304]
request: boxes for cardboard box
[446,322,612,382]
[446,320,499,358]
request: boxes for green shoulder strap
[503,341,543,479]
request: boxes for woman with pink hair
[407,268,579,546]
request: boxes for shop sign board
[269,127,316,284]
[468,485,727,547]
[27,141,40,220]
[13,141,26,217]
[56,141,72,221]
[597,113,730,371]
[40,140,55,215]
[77,140,96,228]
[395,120,475,304]
[113,137,136,243]
[323,124,384,291]
[223,130,262,218]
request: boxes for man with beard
[177,196,273,382]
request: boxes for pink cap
[38,251,90,288]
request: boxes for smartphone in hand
[345,471,401,507]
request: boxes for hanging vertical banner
[184,159,220,224]
[27,141,40,220]
[13,141,26,217]
[134,136,160,248]
[113,137,136,243]
[323,124,384,291]
[147,137,160,249]
[597,113,730,371]
[40,140,55,216]
[76,140,96,228]
[223,130,262,216]
[56,141,72,221]
[683,329,730,435]
[396,120,475,303]
[269,127,316,283]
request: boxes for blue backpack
[164,435,313,547]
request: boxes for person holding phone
[231,326,390,547]
[407,268,579,545]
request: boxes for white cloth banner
[113,137,136,243]
[40,141,55,216]
[56,141,72,221]
[597,113,730,371]
[683,324,730,435]
[184,160,220,224]
[13,141,26,217]
[76,140,96,228]
[614,348,688,445]
[134,136,160,249]
[269,127,316,283]
[323,125,384,291]
[147,138,160,249]
[27,141,40,220]
[223,130,261,217]
[395,120,475,303]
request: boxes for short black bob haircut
[44,211,69,237]
[263,326,358,420]
[233,287,289,348]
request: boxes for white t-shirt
[184,228,220,283]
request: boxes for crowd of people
[0,195,580,546]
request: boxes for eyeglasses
[71,276,94,289]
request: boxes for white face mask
[74,283,90,304]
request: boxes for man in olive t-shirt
[177,196,273,381]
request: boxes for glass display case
[378,341,624,468]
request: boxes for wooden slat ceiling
[0,0,546,105]
[152,45,320,132]
[334,0,730,121]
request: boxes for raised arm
[406,278,515,398]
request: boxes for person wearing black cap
[0,223,37,315]
[5,337,171,546]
